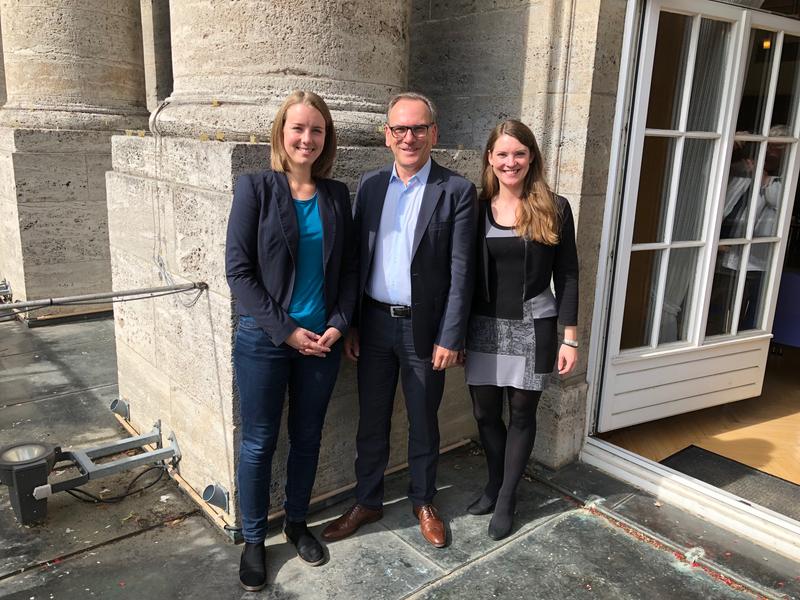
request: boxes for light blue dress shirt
[366,158,432,306]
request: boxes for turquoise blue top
[288,193,327,334]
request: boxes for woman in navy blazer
[225,91,357,591]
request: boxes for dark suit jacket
[353,160,478,357]
[225,170,358,346]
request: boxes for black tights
[469,385,541,511]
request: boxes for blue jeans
[234,316,342,543]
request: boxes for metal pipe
[0,282,207,313]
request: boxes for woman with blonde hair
[464,119,578,540]
[225,91,357,590]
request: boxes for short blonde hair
[270,91,337,178]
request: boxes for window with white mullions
[706,28,800,337]
[596,0,800,433]
[620,12,733,350]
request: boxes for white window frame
[584,0,800,561]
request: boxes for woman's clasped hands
[286,327,342,357]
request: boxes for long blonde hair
[481,120,560,244]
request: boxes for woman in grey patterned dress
[464,120,579,540]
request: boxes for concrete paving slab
[378,445,576,570]
[614,493,800,598]
[0,465,198,579]
[412,511,756,600]
[0,514,236,600]
[0,319,115,360]
[0,386,121,449]
[261,517,445,600]
[0,346,116,408]
[532,460,638,509]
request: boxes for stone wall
[411,0,628,467]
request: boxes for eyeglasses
[387,124,433,139]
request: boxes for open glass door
[597,0,800,432]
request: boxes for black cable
[65,464,167,505]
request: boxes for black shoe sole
[283,532,327,566]
[239,579,267,592]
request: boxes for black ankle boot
[487,496,516,540]
[467,493,497,515]
[284,520,326,566]
[239,541,266,592]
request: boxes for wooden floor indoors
[599,345,800,485]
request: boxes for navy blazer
[225,170,358,345]
[353,160,478,357]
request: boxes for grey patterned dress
[465,198,578,391]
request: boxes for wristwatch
[562,339,579,348]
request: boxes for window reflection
[737,30,777,135]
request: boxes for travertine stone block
[534,381,589,470]
[169,384,236,506]
[109,248,160,364]
[0,128,116,317]
[115,337,172,443]
[0,151,24,297]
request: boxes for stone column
[140,0,173,113]
[0,0,147,317]
[153,0,409,144]
[107,0,481,531]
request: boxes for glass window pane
[658,247,700,344]
[646,12,692,130]
[621,250,662,350]
[672,138,716,241]
[720,141,759,240]
[706,244,744,337]
[753,141,792,238]
[739,243,776,331]
[687,19,731,132]
[633,137,676,244]
[737,30,778,135]
[771,35,800,131]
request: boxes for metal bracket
[32,422,180,500]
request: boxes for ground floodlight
[0,442,57,525]
[110,398,130,420]
[202,482,229,512]
[0,422,180,527]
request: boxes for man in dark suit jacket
[322,92,477,548]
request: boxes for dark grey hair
[387,92,438,124]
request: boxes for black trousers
[354,302,446,508]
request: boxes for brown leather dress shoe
[321,503,383,541]
[413,504,446,548]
